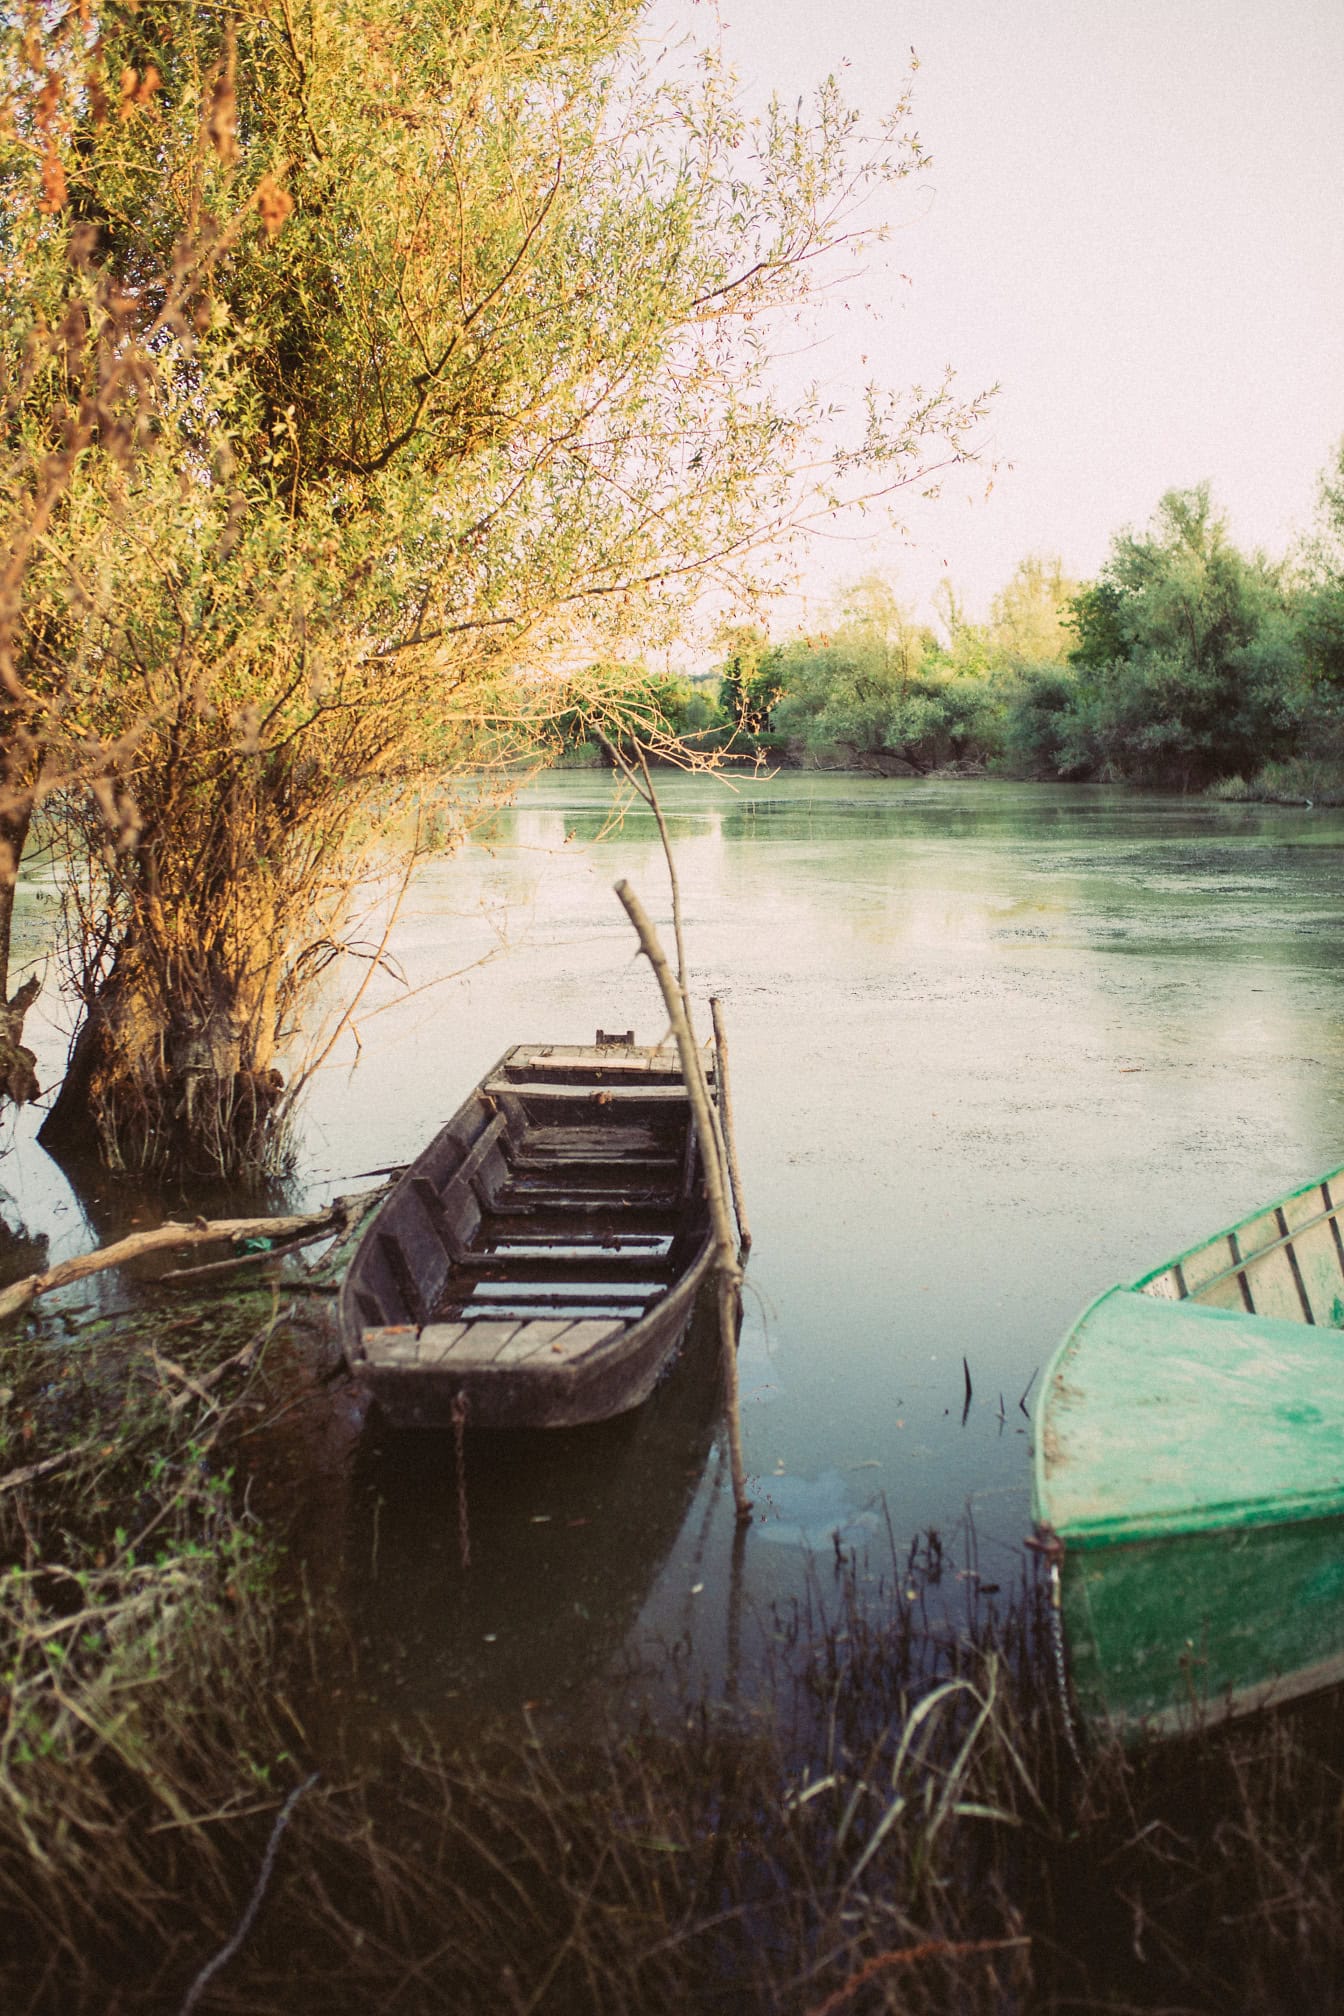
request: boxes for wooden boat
[1033,1162,1344,1742]
[339,1036,717,1430]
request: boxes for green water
[11,774,1344,1722]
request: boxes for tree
[2,1,991,1177]
[1063,488,1299,788]
[715,625,784,735]
[1296,441,1344,698]
[988,554,1078,667]
[770,576,989,771]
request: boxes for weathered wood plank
[451,1252,672,1283]
[544,1319,627,1360]
[444,1109,510,1186]
[416,1321,471,1365]
[483,1079,690,1104]
[443,1285,653,1311]
[502,1044,699,1077]
[1245,1240,1313,1322]
[489,1320,581,1366]
[446,1320,526,1366]
[362,1324,421,1365]
[1293,1217,1344,1325]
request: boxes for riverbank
[4,1276,1344,2012]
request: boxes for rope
[452,1389,471,1570]
[1048,1562,1084,1769]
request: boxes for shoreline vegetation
[557,477,1344,812]
[554,740,1344,807]
[3,1269,1344,2014]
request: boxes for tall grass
[3,1290,1344,2013]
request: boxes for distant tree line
[580,460,1344,799]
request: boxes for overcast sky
[682,0,1344,627]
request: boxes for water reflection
[342,1309,726,1724]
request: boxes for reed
[4,1294,1344,2014]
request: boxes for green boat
[1033,1163,1344,1742]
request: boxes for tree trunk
[0,796,40,1112]
[39,944,286,1181]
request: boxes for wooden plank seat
[477,1225,677,1241]
[363,1316,630,1372]
[500,1045,686,1078]
[514,1126,676,1155]
[483,1078,692,1105]
[491,1177,685,1209]
[475,1205,675,1240]
[446,1249,675,1283]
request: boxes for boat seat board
[494,1186,677,1210]
[447,1251,674,1283]
[484,1079,692,1105]
[500,1042,707,1077]
[361,1315,629,1372]
[516,1128,673,1155]
[1038,1287,1344,1546]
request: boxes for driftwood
[0,1189,385,1324]
[160,1224,336,1286]
[615,879,751,1522]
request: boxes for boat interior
[1137,1169,1344,1326]
[346,1042,712,1372]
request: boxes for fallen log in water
[0,1188,386,1323]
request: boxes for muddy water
[11,775,1344,1723]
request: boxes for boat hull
[339,1040,717,1432]
[1058,1513,1344,1740]
[354,1246,715,1430]
[1035,1161,1344,1742]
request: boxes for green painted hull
[1034,1163,1344,1742]
[1060,1514,1344,1738]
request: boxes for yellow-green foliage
[1,1,990,1171]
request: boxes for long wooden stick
[615,879,751,1522]
[709,996,752,1257]
[602,740,740,1214]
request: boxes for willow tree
[4,0,989,1177]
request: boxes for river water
[8,774,1344,1726]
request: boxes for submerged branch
[0,1189,387,1324]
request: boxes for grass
[3,1286,1344,2013]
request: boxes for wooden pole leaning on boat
[614,879,752,1523]
[709,996,751,1259]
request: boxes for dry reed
[3,1289,1344,2014]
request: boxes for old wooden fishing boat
[339,1037,717,1430]
[1033,1162,1344,1742]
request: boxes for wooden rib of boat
[338,1036,717,1431]
[1033,1162,1344,1742]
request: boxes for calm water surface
[9,775,1344,1726]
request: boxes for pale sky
[679,0,1344,628]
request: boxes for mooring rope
[452,1389,471,1570]
[1048,1562,1084,1770]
